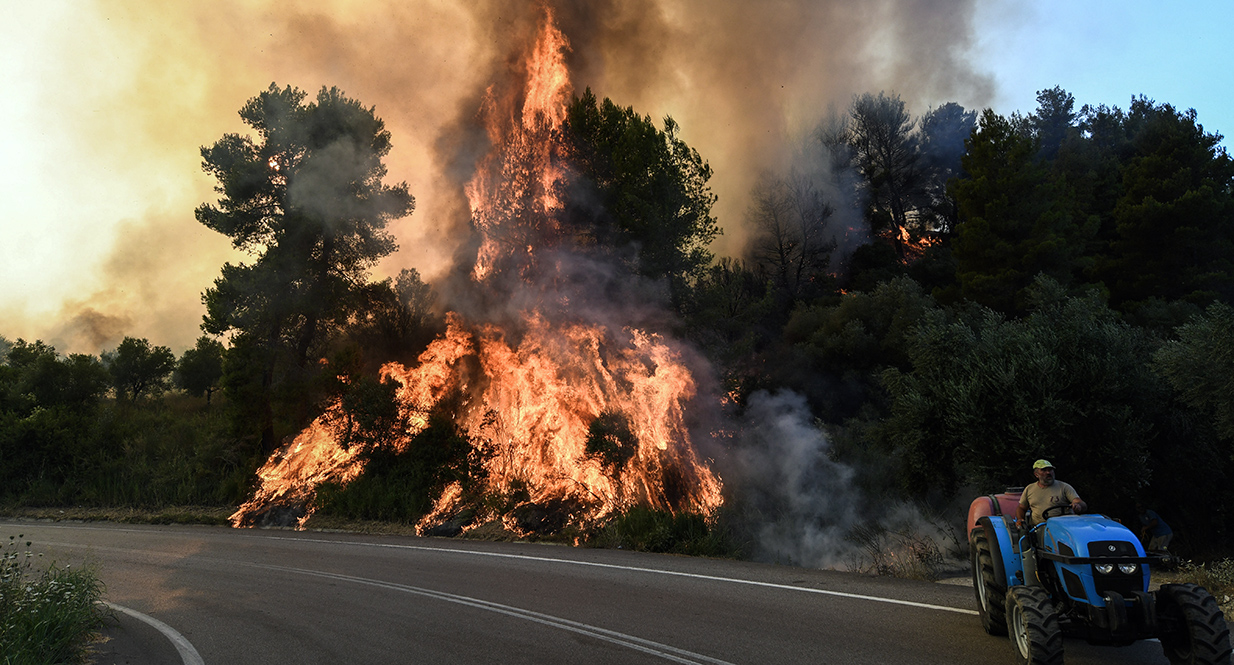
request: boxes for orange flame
[466,7,572,282]
[230,5,723,533]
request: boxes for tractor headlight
[1118,563,1139,575]
[1095,563,1115,574]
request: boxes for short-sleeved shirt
[1019,481,1080,527]
[1138,509,1172,536]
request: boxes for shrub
[1,534,105,665]
[588,506,737,557]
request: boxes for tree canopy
[196,83,414,448]
[562,89,720,294]
[103,337,176,402]
[177,336,226,404]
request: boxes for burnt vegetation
[3,84,1234,560]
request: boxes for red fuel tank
[967,487,1023,537]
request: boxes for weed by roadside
[1162,558,1234,618]
[0,534,105,665]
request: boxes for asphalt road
[1,520,1177,664]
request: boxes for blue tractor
[968,488,1231,664]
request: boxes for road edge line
[102,601,205,665]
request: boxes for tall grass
[1176,558,1234,615]
[0,535,104,665]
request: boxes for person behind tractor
[1015,459,1087,538]
[1135,501,1173,550]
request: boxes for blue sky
[974,0,1233,145]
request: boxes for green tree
[176,336,226,405]
[1096,99,1234,313]
[562,89,720,297]
[948,110,1097,312]
[1154,303,1234,444]
[784,276,938,420]
[103,337,176,402]
[196,83,414,448]
[2,340,108,411]
[1029,86,1078,161]
[678,258,777,401]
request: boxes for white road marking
[254,563,736,665]
[2,522,978,617]
[263,534,981,616]
[102,601,205,665]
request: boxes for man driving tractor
[1015,459,1087,531]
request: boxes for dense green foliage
[877,277,1164,503]
[1154,303,1234,443]
[0,338,256,508]
[1,535,105,665]
[176,335,225,404]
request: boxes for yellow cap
[1033,459,1054,470]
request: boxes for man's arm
[1066,484,1086,514]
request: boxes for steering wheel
[1041,505,1074,520]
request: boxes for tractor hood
[1042,515,1145,559]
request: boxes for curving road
[1,520,1174,664]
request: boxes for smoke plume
[724,390,956,571]
[2,0,991,354]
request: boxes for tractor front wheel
[1006,585,1063,665]
[1157,583,1232,665]
[971,530,1007,635]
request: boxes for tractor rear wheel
[1005,585,1063,665]
[971,530,1007,635]
[1157,583,1232,665]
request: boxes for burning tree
[229,6,724,535]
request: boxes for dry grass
[0,506,234,526]
[1154,558,1234,619]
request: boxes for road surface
[1,520,1175,664]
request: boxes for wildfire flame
[230,6,724,533]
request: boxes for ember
[230,6,724,533]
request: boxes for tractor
[968,487,1232,664]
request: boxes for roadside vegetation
[3,83,1234,573]
[1170,559,1234,618]
[0,534,105,665]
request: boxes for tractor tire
[1157,583,1232,665]
[971,530,1007,635]
[1005,585,1063,665]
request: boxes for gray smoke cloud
[724,390,962,571]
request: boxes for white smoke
[726,389,958,572]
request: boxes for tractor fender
[977,515,1022,590]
